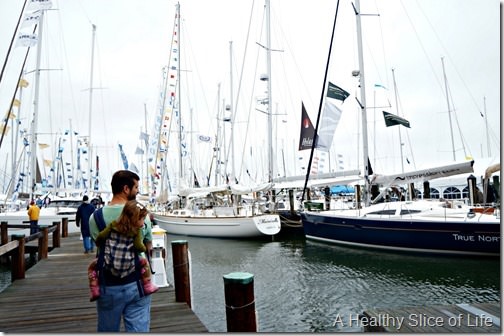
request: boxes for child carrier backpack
[93,208,145,297]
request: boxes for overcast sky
[0,0,500,194]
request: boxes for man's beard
[127,191,137,201]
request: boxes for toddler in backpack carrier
[88,201,158,302]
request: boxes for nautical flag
[129,162,139,174]
[28,0,53,10]
[16,33,38,47]
[197,134,212,143]
[316,82,345,151]
[21,12,41,28]
[135,146,144,155]
[38,143,50,149]
[382,111,410,128]
[0,125,10,134]
[367,157,374,175]
[4,111,16,120]
[298,102,315,151]
[139,132,149,146]
[327,82,350,102]
[374,83,387,90]
[19,78,29,88]
[12,99,21,107]
[118,144,129,169]
[193,172,200,187]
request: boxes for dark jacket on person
[76,202,96,237]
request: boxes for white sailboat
[150,2,280,238]
[300,0,500,257]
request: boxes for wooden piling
[61,217,68,237]
[223,272,256,332]
[171,240,191,307]
[52,221,61,248]
[0,222,7,264]
[1,222,7,245]
[38,225,49,260]
[11,234,25,281]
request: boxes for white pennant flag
[21,12,41,28]
[16,33,38,47]
[28,0,53,10]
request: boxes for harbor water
[0,230,500,332]
[163,232,499,332]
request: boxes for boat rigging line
[300,0,341,205]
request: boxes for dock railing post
[171,240,191,307]
[1,222,7,245]
[1,222,7,264]
[38,225,49,260]
[11,234,25,281]
[223,272,257,332]
[52,221,61,248]
[62,217,68,238]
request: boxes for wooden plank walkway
[361,301,500,333]
[0,233,208,333]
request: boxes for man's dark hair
[110,170,140,195]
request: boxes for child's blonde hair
[115,200,149,236]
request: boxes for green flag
[327,82,350,101]
[383,111,410,128]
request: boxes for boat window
[443,186,462,200]
[429,188,440,199]
[462,186,470,199]
[400,209,422,215]
[368,210,396,216]
[47,200,81,208]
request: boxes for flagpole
[301,0,340,204]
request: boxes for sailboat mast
[441,57,456,161]
[483,96,491,157]
[228,41,235,181]
[30,9,44,201]
[391,68,404,173]
[177,3,183,180]
[355,0,371,206]
[265,0,273,183]
[87,24,96,190]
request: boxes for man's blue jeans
[96,281,151,332]
[82,236,94,252]
[29,220,38,235]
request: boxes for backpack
[93,208,144,296]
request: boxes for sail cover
[372,160,475,186]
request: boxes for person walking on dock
[27,200,40,235]
[89,170,153,332]
[76,195,96,254]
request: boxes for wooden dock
[0,233,208,333]
[361,302,500,333]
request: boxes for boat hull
[301,211,500,257]
[153,213,281,238]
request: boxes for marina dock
[0,232,207,333]
[361,302,500,332]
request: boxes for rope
[173,261,189,268]
[225,299,255,310]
